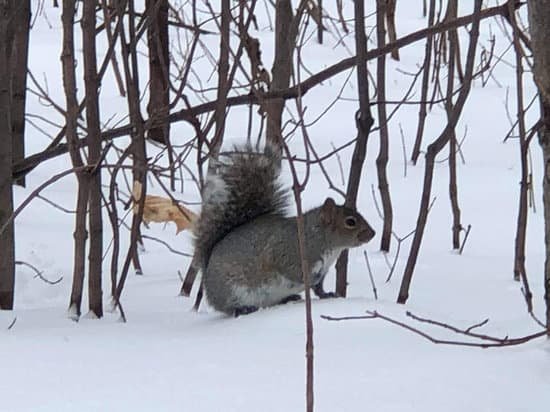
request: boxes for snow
[1,1,549,411]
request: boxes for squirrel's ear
[320,197,337,225]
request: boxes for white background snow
[1,1,549,411]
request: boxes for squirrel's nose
[358,226,375,243]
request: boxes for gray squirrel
[194,145,375,316]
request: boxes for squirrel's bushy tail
[194,145,289,270]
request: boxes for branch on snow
[321,310,546,348]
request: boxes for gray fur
[194,145,375,315]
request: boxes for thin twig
[15,260,63,285]
[363,251,378,300]
[459,224,472,254]
[7,317,17,330]
[140,234,193,257]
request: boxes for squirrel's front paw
[317,291,338,299]
[312,283,339,299]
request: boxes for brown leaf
[132,182,198,234]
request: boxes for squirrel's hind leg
[234,305,259,317]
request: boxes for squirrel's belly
[231,274,304,308]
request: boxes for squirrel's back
[193,145,288,271]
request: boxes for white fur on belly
[231,274,305,308]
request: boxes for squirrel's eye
[345,216,357,228]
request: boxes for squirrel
[193,145,375,317]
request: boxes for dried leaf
[132,182,198,234]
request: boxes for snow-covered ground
[1,1,549,411]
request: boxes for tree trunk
[540,115,550,334]
[146,0,173,191]
[208,0,230,170]
[266,0,300,155]
[335,0,374,297]
[10,0,30,187]
[445,0,462,250]
[386,0,399,60]
[509,2,532,314]
[70,182,90,318]
[411,0,436,165]
[114,0,147,305]
[397,0,482,304]
[376,0,393,252]
[317,0,323,44]
[62,0,88,319]
[146,0,169,141]
[127,0,146,279]
[526,0,550,334]
[146,0,169,143]
[0,0,15,310]
[82,0,103,318]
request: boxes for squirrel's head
[319,197,375,248]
